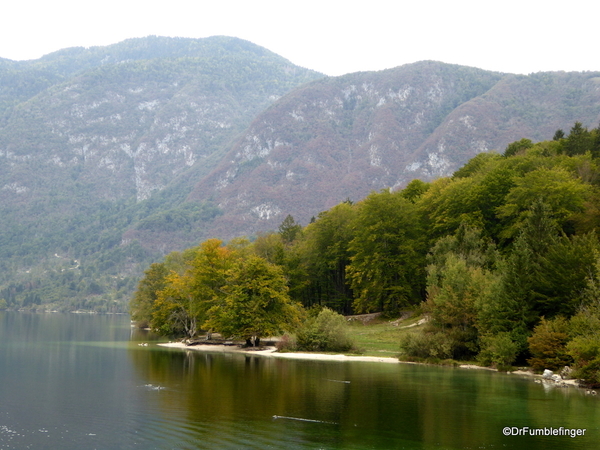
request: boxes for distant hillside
[2,37,600,312]
[0,36,322,311]
[189,62,600,238]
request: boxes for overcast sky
[1,0,597,76]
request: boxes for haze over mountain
[1,36,599,311]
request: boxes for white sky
[1,0,597,76]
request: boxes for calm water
[0,312,598,449]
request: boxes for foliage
[527,317,572,372]
[275,333,298,352]
[128,123,600,373]
[130,262,169,326]
[296,308,355,352]
[204,255,304,342]
[399,330,455,360]
[347,190,425,314]
[503,138,534,157]
[293,203,356,313]
[424,224,498,358]
[477,332,520,370]
[566,277,600,386]
[278,215,302,244]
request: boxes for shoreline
[158,342,406,363]
[157,342,587,389]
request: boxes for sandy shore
[157,342,404,363]
[157,342,589,389]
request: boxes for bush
[570,358,600,388]
[478,332,519,370]
[567,335,600,386]
[527,317,572,371]
[567,335,600,363]
[399,331,454,360]
[296,308,355,352]
[275,333,297,352]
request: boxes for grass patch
[349,314,424,357]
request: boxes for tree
[527,317,572,371]
[563,122,592,156]
[152,271,202,338]
[278,214,302,244]
[204,255,304,345]
[401,179,430,203]
[591,125,600,159]
[496,167,590,240]
[129,262,169,327]
[425,225,499,358]
[138,239,235,338]
[503,138,533,157]
[347,190,425,313]
[296,202,356,313]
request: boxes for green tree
[477,332,520,370]
[553,129,565,141]
[591,125,600,159]
[401,179,430,203]
[347,190,425,313]
[496,167,590,240]
[204,255,304,345]
[296,202,356,313]
[503,138,534,157]
[129,262,169,327]
[252,231,308,305]
[563,122,592,156]
[425,225,499,358]
[534,232,599,317]
[278,214,302,244]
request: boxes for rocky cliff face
[191,62,600,238]
[0,36,322,205]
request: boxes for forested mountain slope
[0,36,322,311]
[2,37,600,312]
[190,63,600,238]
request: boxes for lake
[0,312,597,449]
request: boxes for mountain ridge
[187,62,600,238]
[1,37,599,311]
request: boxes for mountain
[189,62,600,238]
[0,36,323,311]
[2,37,600,312]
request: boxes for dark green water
[0,312,598,449]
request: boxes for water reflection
[1,312,597,449]
[129,345,600,449]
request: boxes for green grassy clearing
[348,314,423,357]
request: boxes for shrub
[567,335,600,363]
[399,330,454,360]
[570,358,600,387]
[296,308,355,352]
[478,332,519,370]
[527,317,572,371]
[567,336,600,386]
[275,333,297,352]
